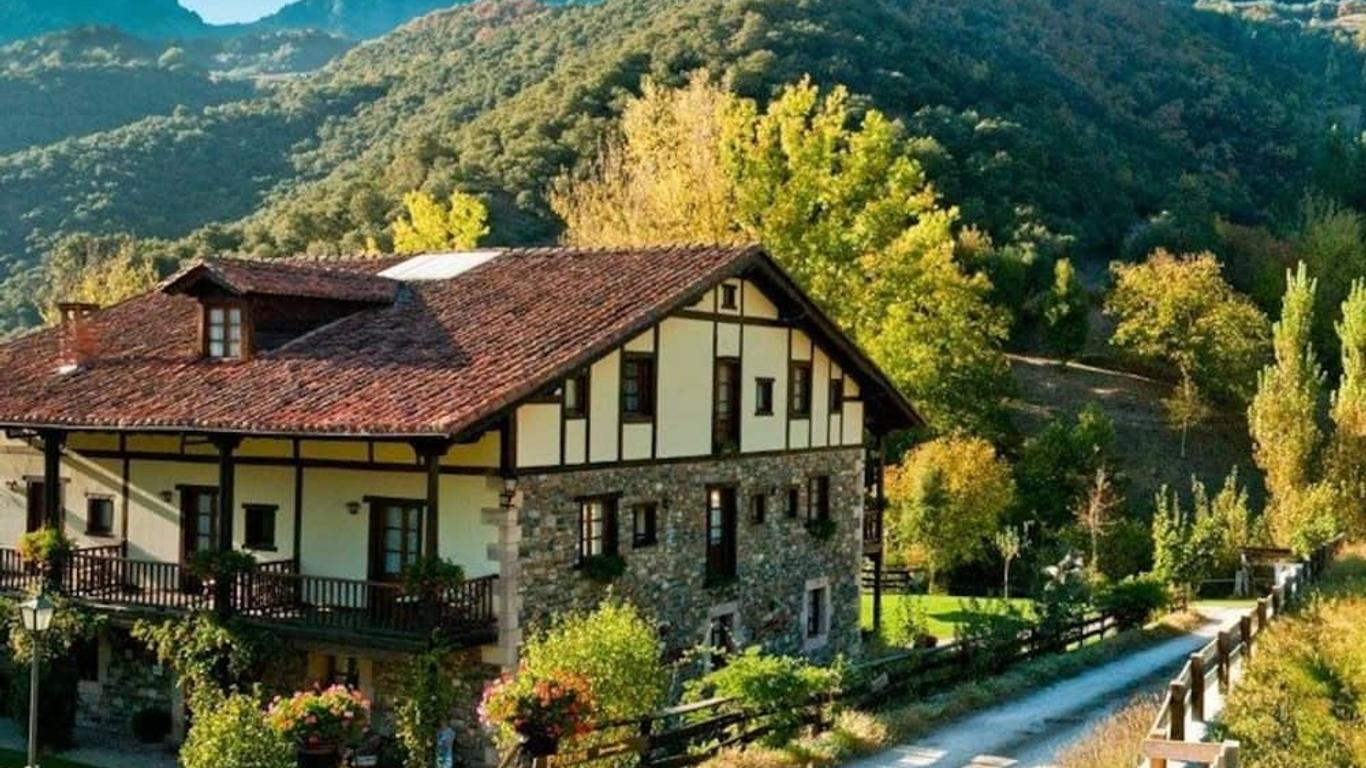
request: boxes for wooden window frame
[806,585,828,640]
[755,378,775,416]
[243,503,278,551]
[201,299,250,361]
[705,485,738,585]
[828,378,843,414]
[720,284,739,310]
[366,496,425,582]
[577,495,620,563]
[786,486,801,519]
[563,370,589,419]
[631,502,658,548]
[749,493,767,525]
[620,353,657,422]
[807,475,830,522]
[788,361,812,418]
[712,356,741,454]
[85,494,114,537]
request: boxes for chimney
[57,302,100,373]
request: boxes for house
[0,244,914,753]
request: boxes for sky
[180,0,292,24]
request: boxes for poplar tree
[1327,280,1366,536]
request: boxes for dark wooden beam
[40,429,65,528]
[412,438,453,560]
[211,434,242,618]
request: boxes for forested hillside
[245,0,472,38]
[0,0,1363,333]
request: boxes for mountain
[0,0,209,43]
[247,0,462,39]
[0,0,1363,334]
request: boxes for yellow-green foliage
[392,190,489,254]
[1221,549,1366,767]
[886,435,1016,585]
[180,693,294,768]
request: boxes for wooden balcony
[0,545,498,648]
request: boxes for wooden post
[872,551,884,632]
[1217,630,1231,691]
[1271,585,1283,616]
[1224,740,1241,768]
[413,438,452,561]
[1240,614,1254,659]
[1168,681,1186,741]
[40,429,65,528]
[1189,653,1205,722]
[1256,597,1268,633]
[211,434,241,619]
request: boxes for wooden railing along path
[1140,535,1346,768]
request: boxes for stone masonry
[514,447,865,661]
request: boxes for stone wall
[370,646,498,768]
[515,447,865,661]
[77,628,176,735]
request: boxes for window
[749,493,767,525]
[24,479,45,533]
[578,497,619,562]
[829,378,843,413]
[369,500,423,581]
[632,502,658,548]
[621,354,656,420]
[786,486,800,519]
[205,305,244,360]
[789,362,812,417]
[720,284,739,310]
[325,655,360,688]
[705,487,738,584]
[708,612,736,668]
[244,504,277,550]
[86,496,113,536]
[755,378,774,416]
[806,585,828,641]
[563,371,589,419]
[713,358,741,453]
[807,475,831,522]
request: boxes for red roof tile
[0,246,918,437]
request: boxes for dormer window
[205,304,245,360]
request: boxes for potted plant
[478,668,596,758]
[266,684,371,768]
[18,527,73,574]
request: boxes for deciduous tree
[392,190,489,254]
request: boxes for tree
[1041,257,1089,359]
[180,693,294,768]
[1107,250,1270,404]
[1295,194,1366,364]
[887,435,1017,588]
[553,75,1012,436]
[1150,485,1219,608]
[392,190,489,254]
[1014,404,1115,532]
[1326,279,1366,537]
[1249,263,1324,509]
[991,525,1025,600]
[1076,466,1121,576]
[39,233,161,323]
[394,651,457,768]
[1164,372,1211,459]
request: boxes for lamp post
[19,591,54,768]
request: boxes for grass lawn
[861,593,1035,641]
[0,750,96,768]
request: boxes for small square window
[786,486,800,518]
[85,496,113,536]
[829,378,843,413]
[632,503,658,548]
[564,371,589,418]
[720,284,739,310]
[749,493,767,525]
[622,355,656,420]
[206,305,245,360]
[244,504,277,550]
[755,378,774,416]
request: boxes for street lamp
[19,592,54,768]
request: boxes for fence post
[1217,630,1231,691]
[1224,741,1241,768]
[1189,653,1205,723]
[1271,584,1283,616]
[1240,614,1254,659]
[1256,597,1268,633]
[1168,681,1186,741]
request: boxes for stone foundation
[76,628,176,737]
[515,447,864,660]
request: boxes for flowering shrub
[266,684,371,751]
[478,668,597,751]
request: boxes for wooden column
[1189,653,1205,722]
[871,552,884,632]
[872,434,886,632]
[211,434,241,617]
[1168,681,1186,741]
[413,438,452,560]
[40,429,65,528]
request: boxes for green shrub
[954,599,1032,673]
[394,651,456,768]
[132,613,282,709]
[7,657,79,750]
[519,597,667,724]
[578,554,627,584]
[131,706,173,743]
[181,692,294,768]
[685,647,840,747]
[1097,576,1169,630]
[186,549,257,581]
[17,527,73,570]
[401,557,464,597]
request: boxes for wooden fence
[530,609,1126,768]
[1140,535,1346,768]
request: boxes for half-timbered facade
[0,245,915,753]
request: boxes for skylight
[378,250,505,281]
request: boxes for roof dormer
[161,258,397,361]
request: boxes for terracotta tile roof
[0,246,918,437]
[161,257,398,303]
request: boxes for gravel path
[846,609,1241,768]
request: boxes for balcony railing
[0,546,497,645]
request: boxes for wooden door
[24,480,45,533]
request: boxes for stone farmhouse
[0,244,915,751]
